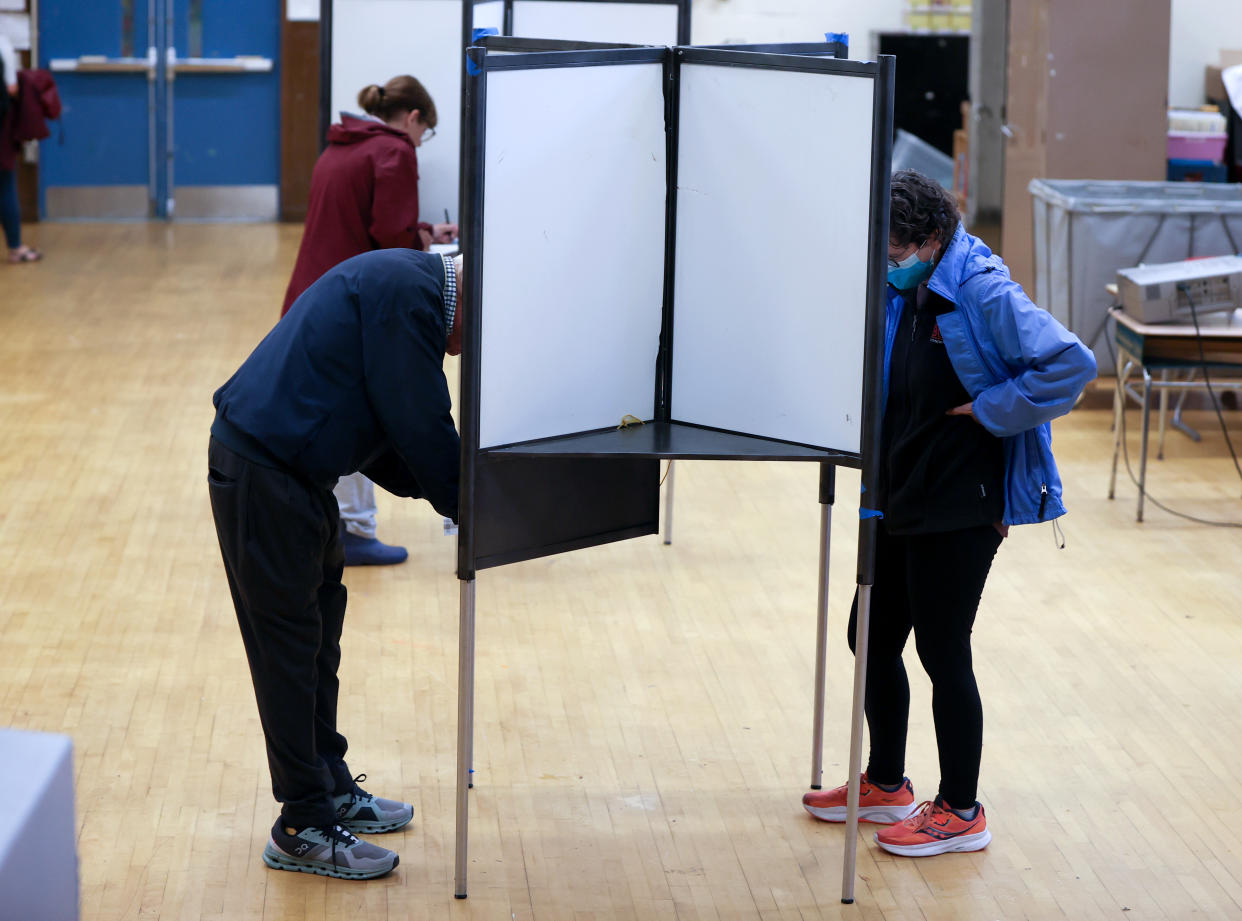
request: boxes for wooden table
[1108,303,1242,521]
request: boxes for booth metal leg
[810,504,832,789]
[454,578,476,899]
[840,583,872,905]
[1157,369,1170,460]
[663,461,675,545]
[1138,369,1153,522]
[1109,359,1132,500]
[1170,371,1203,442]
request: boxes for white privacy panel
[478,62,668,448]
[473,0,505,33]
[331,0,464,224]
[671,63,876,452]
[510,1,680,45]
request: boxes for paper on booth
[1225,64,1242,113]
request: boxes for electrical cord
[1104,291,1242,528]
[1179,283,1242,483]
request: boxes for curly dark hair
[889,169,959,249]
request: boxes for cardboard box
[1207,66,1225,101]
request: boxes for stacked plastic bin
[1167,109,1229,182]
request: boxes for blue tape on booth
[825,32,849,46]
[860,507,884,520]
[467,28,500,75]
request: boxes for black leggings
[847,522,1002,808]
[1,168,20,250]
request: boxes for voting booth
[454,38,896,902]
[319,0,690,226]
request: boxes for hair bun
[357,84,384,114]
[354,75,436,128]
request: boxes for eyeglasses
[887,238,927,268]
[421,127,436,143]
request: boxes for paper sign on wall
[0,12,30,49]
[287,0,319,21]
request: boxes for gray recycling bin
[1029,179,1242,373]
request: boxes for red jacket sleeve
[368,144,423,250]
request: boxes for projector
[1116,255,1242,324]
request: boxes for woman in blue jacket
[802,170,1096,856]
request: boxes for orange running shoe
[874,797,991,856]
[801,774,917,824]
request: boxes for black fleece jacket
[211,248,459,521]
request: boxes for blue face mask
[887,246,935,290]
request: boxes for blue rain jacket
[883,225,1096,526]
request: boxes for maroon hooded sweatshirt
[1,70,61,172]
[281,114,433,316]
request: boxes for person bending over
[208,248,463,879]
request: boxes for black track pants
[207,438,355,827]
[847,522,1002,808]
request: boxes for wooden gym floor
[2,223,1242,921]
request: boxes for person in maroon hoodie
[1,33,43,265]
[282,74,456,566]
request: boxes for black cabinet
[876,32,970,156]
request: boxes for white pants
[333,472,377,539]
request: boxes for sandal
[7,247,43,264]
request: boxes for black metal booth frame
[454,39,895,904]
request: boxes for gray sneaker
[333,773,414,834]
[262,821,398,880]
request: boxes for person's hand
[431,222,458,244]
[418,227,434,249]
[946,402,975,419]
[6,84,17,99]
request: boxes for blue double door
[40,0,279,220]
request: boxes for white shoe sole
[262,841,398,880]
[339,810,414,834]
[873,827,992,857]
[803,801,918,824]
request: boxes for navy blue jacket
[211,249,460,521]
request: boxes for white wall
[692,0,1239,116]
[690,0,906,52]
[1168,0,1242,107]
